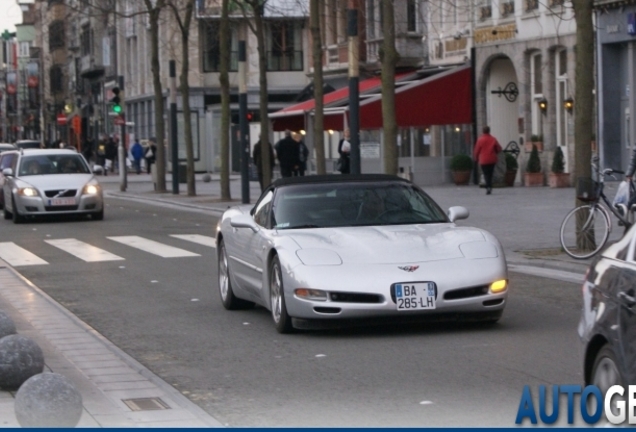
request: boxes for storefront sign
[474,24,517,44]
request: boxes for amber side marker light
[490,280,507,293]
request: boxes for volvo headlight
[82,184,99,195]
[18,187,38,197]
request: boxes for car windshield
[272,182,448,229]
[19,154,90,176]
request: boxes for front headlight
[18,187,38,197]
[294,288,328,301]
[82,184,99,195]
[489,279,507,293]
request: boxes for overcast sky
[0,1,23,34]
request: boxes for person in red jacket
[473,125,502,195]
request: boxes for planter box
[504,170,517,187]
[524,171,544,187]
[452,170,471,185]
[525,141,543,152]
[549,172,570,188]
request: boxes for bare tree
[380,0,398,175]
[310,0,325,174]
[167,0,197,196]
[219,0,232,200]
[143,0,168,192]
[571,0,594,250]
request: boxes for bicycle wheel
[560,205,611,259]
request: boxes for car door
[618,230,636,384]
[0,153,16,204]
[229,190,273,297]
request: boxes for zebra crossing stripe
[107,236,200,258]
[45,239,125,262]
[169,234,217,248]
[0,242,49,266]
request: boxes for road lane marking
[507,264,584,284]
[45,239,124,262]
[169,234,216,248]
[0,242,49,266]
[107,236,200,258]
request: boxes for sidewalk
[0,172,610,426]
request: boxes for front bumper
[13,192,103,215]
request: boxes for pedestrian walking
[293,132,309,176]
[275,130,300,178]
[104,136,117,176]
[145,140,157,174]
[337,129,351,174]
[473,125,502,195]
[253,136,275,192]
[130,139,144,175]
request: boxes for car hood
[283,224,495,265]
[19,174,95,190]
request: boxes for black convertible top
[272,174,408,187]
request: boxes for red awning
[270,75,390,132]
[359,64,472,129]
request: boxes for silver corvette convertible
[216,175,508,333]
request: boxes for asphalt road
[0,196,584,427]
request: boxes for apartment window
[479,1,492,21]
[266,21,303,71]
[327,0,337,44]
[50,65,64,95]
[49,20,65,51]
[530,52,543,136]
[201,20,238,72]
[19,42,31,58]
[367,0,375,39]
[525,0,539,12]
[549,0,565,7]
[501,1,515,17]
[407,0,417,32]
[80,25,91,56]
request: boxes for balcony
[79,55,104,80]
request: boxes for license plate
[393,282,436,311]
[48,198,75,206]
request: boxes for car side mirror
[2,168,13,177]
[447,206,469,222]
[230,214,260,233]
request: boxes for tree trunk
[144,0,167,192]
[178,0,196,196]
[311,0,325,174]
[572,0,594,250]
[381,0,398,175]
[252,2,271,188]
[219,0,232,200]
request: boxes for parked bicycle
[559,162,636,259]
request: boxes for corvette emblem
[398,265,419,272]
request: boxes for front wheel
[560,205,610,259]
[591,345,624,419]
[270,255,293,334]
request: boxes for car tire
[11,196,24,224]
[92,209,104,221]
[270,255,294,334]
[3,203,11,220]
[217,240,254,310]
[591,345,624,418]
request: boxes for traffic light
[246,111,253,121]
[111,87,122,114]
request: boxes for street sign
[56,113,67,126]
[114,115,125,126]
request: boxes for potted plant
[504,153,518,187]
[524,144,543,186]
[449,154,473,185]
[525,134,544,152]
[549,146,570,188]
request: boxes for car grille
[443,285,489,300]
[45,205,79,212]
[329,292,383,303]
[44,190,77,198]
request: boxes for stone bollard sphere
[202,173,212,183]
[15,372,83,428]
[0,310,16,339]
[0,334,44,390]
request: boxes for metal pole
[170,60,179,194]
[348,2,360,174]
[118,75,127,191]
[239,40,249,204]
